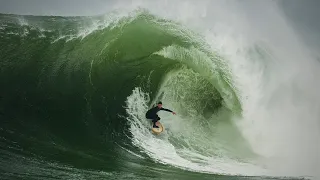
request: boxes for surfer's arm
[160,108,176,115]
[160,107,172,112]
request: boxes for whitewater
[123,0,320,179]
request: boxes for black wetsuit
[145,106,173,126]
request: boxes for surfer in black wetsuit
[145,101,176,128]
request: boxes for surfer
[145,101,176,128]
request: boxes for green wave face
[0,8,306,180]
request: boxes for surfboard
[151,122,164,135]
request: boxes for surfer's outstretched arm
[160,108,176,115]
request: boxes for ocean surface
[0,1,319,180]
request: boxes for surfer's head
[157,101,162,108]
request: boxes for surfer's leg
[153,116,161,127]
[152,116,160,128]
[152,119,158,128]
[155,116,160,126]
[146,115,156,127]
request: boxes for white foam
[197,2,320,178]
[125,87,269,176]
[116,0,320,178]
